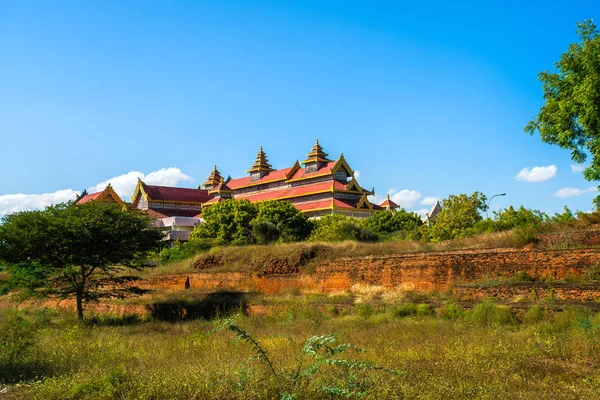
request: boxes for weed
[470,300,515,327]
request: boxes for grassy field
[2,296,600,400]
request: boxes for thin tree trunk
[76,287,84,320]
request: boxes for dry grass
[142,230,517,277]
[2,301,600,399]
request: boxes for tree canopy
[426,192,487,241]
[363,209,423,235]
[190,199,258,244]
[0,202,162,319]
[525,20,600,207]
[191,199,312,244]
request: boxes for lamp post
[277,217,294,231]
[486,193,506,219]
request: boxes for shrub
[437,303,465,320]
[524,306,547,324]
[470,300,515,327]
[512,224,540,247]
[355,303,374,318]
[390,303,418,317]
[309,215,379,243]
[251,221,281,245]
[416,303,433,316]
[159,239,218,262]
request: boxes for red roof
[380,198,399,208]
[145,209,169,219]
[235,180,340,203]
[294,199,333,212]
[143,184,211,203]
[288,161,337,181]
[77,192,102,204]
[227,167,294,189]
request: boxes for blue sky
[1,0,599,217]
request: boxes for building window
[334,171,347,181]
[306,164,317,173]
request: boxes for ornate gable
[131,178,149,203]
[356,193,374,210]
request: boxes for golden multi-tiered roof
[301,138,333,166]
[247,146,275,173]
[202,165,223,189]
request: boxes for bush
[355,303,374,318]
[524,306,547,324]
[390,303,418,317]
[437,303,465,320]
[416,303,433,316]
[512,224,540,247]
[309,215,379,243]
[470,300,515,327]
[251,221,280,245]
[158,239,218,263]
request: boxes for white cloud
[89,167,193,198]
[354,170,360,181]
[0,189,79,217]
[515,165,557,182]
[0,167,194,218]
[571,164,586,172]
[421,197,439,206]
[553,186,597,198]
[413,209,430,218]
[370,189,423,209]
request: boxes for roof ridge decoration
[345,176,363,192]
[301,138,333,166]
[131,178,148,202]
[330,154,354,176]
[247,145,275,174]
[202,164,223,189]
[285,160,302,179]
[356,193,374,210]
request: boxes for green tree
[427,192,487,241]
[250,221,281,245]
[364,209,423,235]
[308,214,378,243]
[190,199,257,244]
[254,200,313,242]
[551,206,577,224]
[0,202,162,320]
[525,20,600,207]
[493,206,547,230]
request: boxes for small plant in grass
[438,303,465,320]
[390,303,418,317]
[586,264,600,280]
[524,305,547,324]
[215,315,401,399]
[354,303,374,318]
[470,300,516,327]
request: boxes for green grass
[2,298,600,399]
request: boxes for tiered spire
[380,193,399,210]
[202,165,223,189]
[208,176,233,197]
[301,138,333,166]
[247,146,274,174]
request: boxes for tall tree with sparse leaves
[0,202,162,320]
[525,20,600,207]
